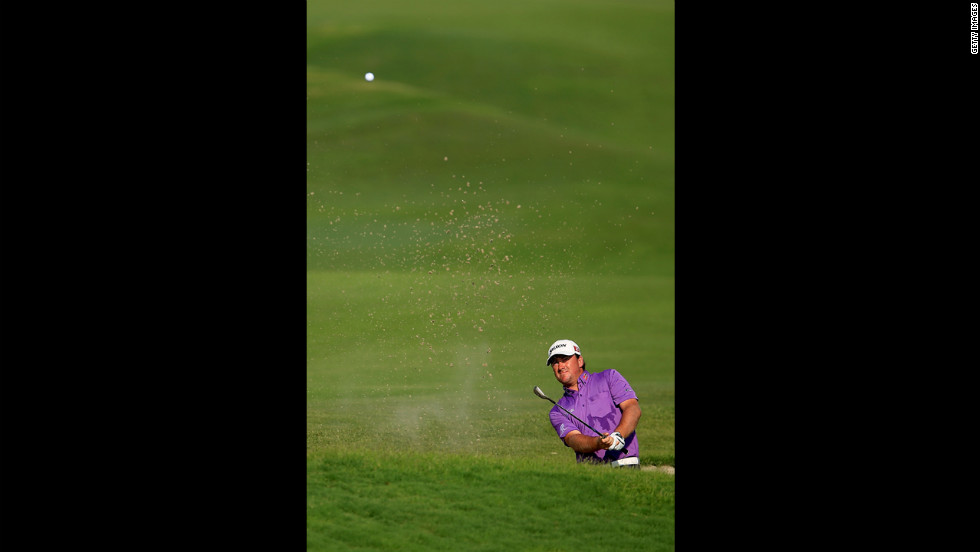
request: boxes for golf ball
[365,72,375,82]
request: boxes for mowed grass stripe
[307,270,673,464]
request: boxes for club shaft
[549,399,604,437]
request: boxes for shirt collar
[563,370,591,396]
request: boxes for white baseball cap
[546,339,581,366]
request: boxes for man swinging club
[540,339,642,468]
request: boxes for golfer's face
[551,355,580,386]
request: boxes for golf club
[533,385,606,437]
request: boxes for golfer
[545,339,642,468]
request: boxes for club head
[533,386,551,401]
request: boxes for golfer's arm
[563,430,609,453]
[614,398,641,437]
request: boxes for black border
[1,6,307,548]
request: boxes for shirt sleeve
[605,369,638,406]
[549,406,575,443]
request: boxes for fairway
[308,0,674,549]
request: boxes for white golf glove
[609,431,626,451]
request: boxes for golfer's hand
[598,433,615,450]
[609,432,626,451]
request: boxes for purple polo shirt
[548,369,639,463]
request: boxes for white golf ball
[365,72,375,82]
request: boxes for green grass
[308,0,674,549]
[307,270,674,462]
[308,450,675,552]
